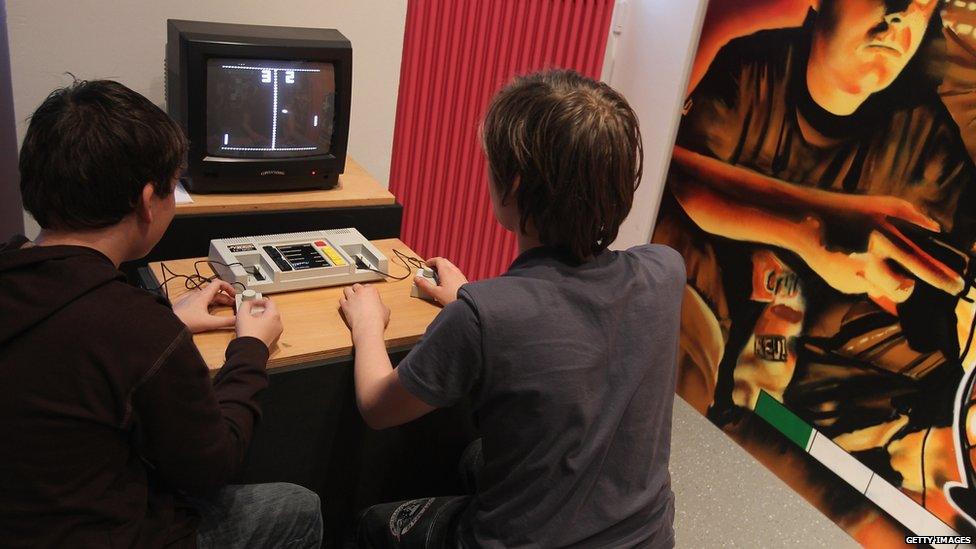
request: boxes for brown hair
[20,79,188,230]
[481,69,643,262]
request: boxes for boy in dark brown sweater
[0,80,322,547]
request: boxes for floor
[670,398,858,548]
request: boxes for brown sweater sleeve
[131,330,269,495]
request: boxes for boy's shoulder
[69,278,187,349]
[619,244,687,303]
[452,277,542,333]
[626,243,686,276]
[458,244,685,314]
[458,274,542,308]
[96,279,183,325]
[56,280,192,385]
[0,242,186,352]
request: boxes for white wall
[606,0,708,249]
[5,0,408,237]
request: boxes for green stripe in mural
[754,391,812,450]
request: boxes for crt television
[166,19,352,193]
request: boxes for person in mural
[653,0,976,523]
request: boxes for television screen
[206,58,336,158]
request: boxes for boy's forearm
[212,337,271,447]
[352,327,393,415]
[135,332,268,495]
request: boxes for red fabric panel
[390,0,616,280]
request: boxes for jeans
[356,496,470,548]
[191,482,323,548]
[355,439,483,548]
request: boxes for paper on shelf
[174,181,194,204]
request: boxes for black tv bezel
[167,20,352,193]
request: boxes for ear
[134,183,155,224]
[503,175,521,206]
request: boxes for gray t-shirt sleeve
[396,292,483,408]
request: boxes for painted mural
[652,0,976,543]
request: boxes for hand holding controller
[235,289,265,314]
[411,258,468,306]
[411,268,440,302]
[235,293,282,350]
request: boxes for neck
[35,226,133,267]
[516,232,542,254]
[807,73,869,116]
[806,44,870,116]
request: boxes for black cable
[155,260,246,300]
[356,249,428,281]
[921,425,933,509]
[394,249,427,271]
[156,262,185,300]
[962,294,976,363]
[158,250,430,298]
[357,263,411,280]
[195,260,247,292]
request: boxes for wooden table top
[175,157,397,216]
[147,239,440,372]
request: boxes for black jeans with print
[355,439,482,548]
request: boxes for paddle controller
[235,289,265,314]
[410,267,439,302]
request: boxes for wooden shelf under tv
[175,156,395,216]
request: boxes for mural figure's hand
[669,147,965,309]
[796,202,965,315]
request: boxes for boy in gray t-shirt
[340,69,685,548]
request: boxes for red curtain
[389,0,616,281]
